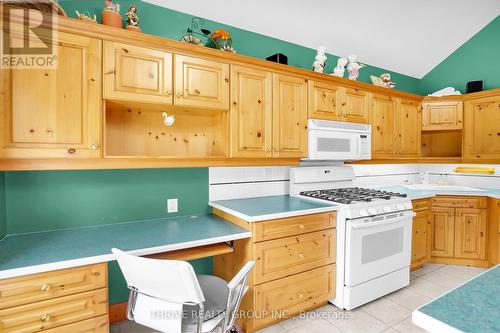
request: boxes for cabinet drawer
[254,265,335,328]
[0,264,107,310]
[253,212,336,242]
[412,199,430,212]
[254,229,336,284]
[431,196,487,209]
[42,315,108,333]
[0,288,108,333]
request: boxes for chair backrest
[222,261,255,331]
[112,248,205,305]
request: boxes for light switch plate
[167,198,178,213]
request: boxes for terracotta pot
[102,9,122,28]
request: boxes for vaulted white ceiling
[144,0,500,78]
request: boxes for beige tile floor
[112,263,487,333]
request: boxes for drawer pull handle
[297,292,304,299]
[41,313,50,322]
[165,91,172,97]
[297,252,305,259]
[40,284,51,292]
[298,224,305,229]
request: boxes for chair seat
[182,275,229,331]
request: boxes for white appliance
[306,119,371,161]
[290,166,414,310]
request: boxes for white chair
[112,248,254,333]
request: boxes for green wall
[420,15,500,95]
[3,168,212,304]
[0,173,5,240]
[58,0,421,94]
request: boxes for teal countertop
[209,195,338,222]
[374,185,500,200]
[0,214,251,279]
[413,265,500,333]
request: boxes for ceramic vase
[102,9,122,28]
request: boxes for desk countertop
[0,214,251,280]
[413,265,500,333]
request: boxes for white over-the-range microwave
[305,119,372,161]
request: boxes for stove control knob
[359,209,369,216]
[396,204,405,211]
[383,206,392,212]
[404,202,413,209]
[368,208,377,215]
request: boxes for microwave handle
[350,211,416,230]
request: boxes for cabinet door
[174,54,229,110]
[395,99,420,157]
[103,41,173,104]
[411,210,430,269]
[0,32,102,158]
[454,208,487,260]
[230,65,272,157]
[464,95,500,160]
[308,81,342,121]
[371,94,395,158]
[422,101,463,131]
[430,207,455,257]
[342,87,370,124]
[272,74,308,158]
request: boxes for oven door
[345,210,414,287]
[307,129,358,160]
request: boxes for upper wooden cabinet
[464,94,500,160]
[308,82,369,124]
[422,101,463,131]
[230,65,272,157]
[174,55,230,110]
[342,87,370,124]
[371,94,396,158]
[103,41,173,105]
[272,74,308,158]
[308,81,342,121]
[0,32,102,159]
[395,99,420,158]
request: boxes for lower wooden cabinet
[213,210,336,332]
[411,209,430,269]
[454,208,487,260]
[430,207,455,258]
[43,315,108,333]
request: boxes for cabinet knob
[298,224,305,229]
[176,92,183,98]
[67,148,76,154]
[91,143,100,150]
[224,78,229,83]
[40,284,51,292]
[165,91,172,97]
[297,292,304,299]
[148,73,154,79]
[41,313,50,322]
[273,148,279,152]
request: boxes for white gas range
[290,166,415,310]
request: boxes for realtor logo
[1,0,58,68]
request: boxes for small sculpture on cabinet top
[102,0,121,28]
[312,46,327,73]
[332,57,348,78]
[125,5,141,32]
[75,11,97,23]
[370,73,396,88]
[347,54,365,80]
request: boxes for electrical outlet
[167,198,178,213]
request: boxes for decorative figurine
[75,11,97,23]
[312,46,327,73]
[347,54,365,80]
[102,0,122,28]
[332,57,348,77]
[180,17,211,46]
[125,5,141,32]
[211,29,234,52]
[380,73,396,89]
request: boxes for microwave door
[309,130,356,160]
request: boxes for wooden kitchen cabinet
[272,74,308,158]
[308,80,343,121]
[0,32,102,159]
[395,99,420,157]
[463,94,500,160]
[430,207,455,258]
[454,208,487,260]
[411,210,431,270]
[371,94,396,158]
[103,41,173,105]
[342,87,370,124]
[230,65,272,157]
[174,54,230,110]
[422,101,463,131]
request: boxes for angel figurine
[312,46,327,73]
[125,5,141,31]
[347,54,365,80]
[332,57,348,77]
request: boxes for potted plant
[102,0,122,28]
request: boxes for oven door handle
[350,212,416,230]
